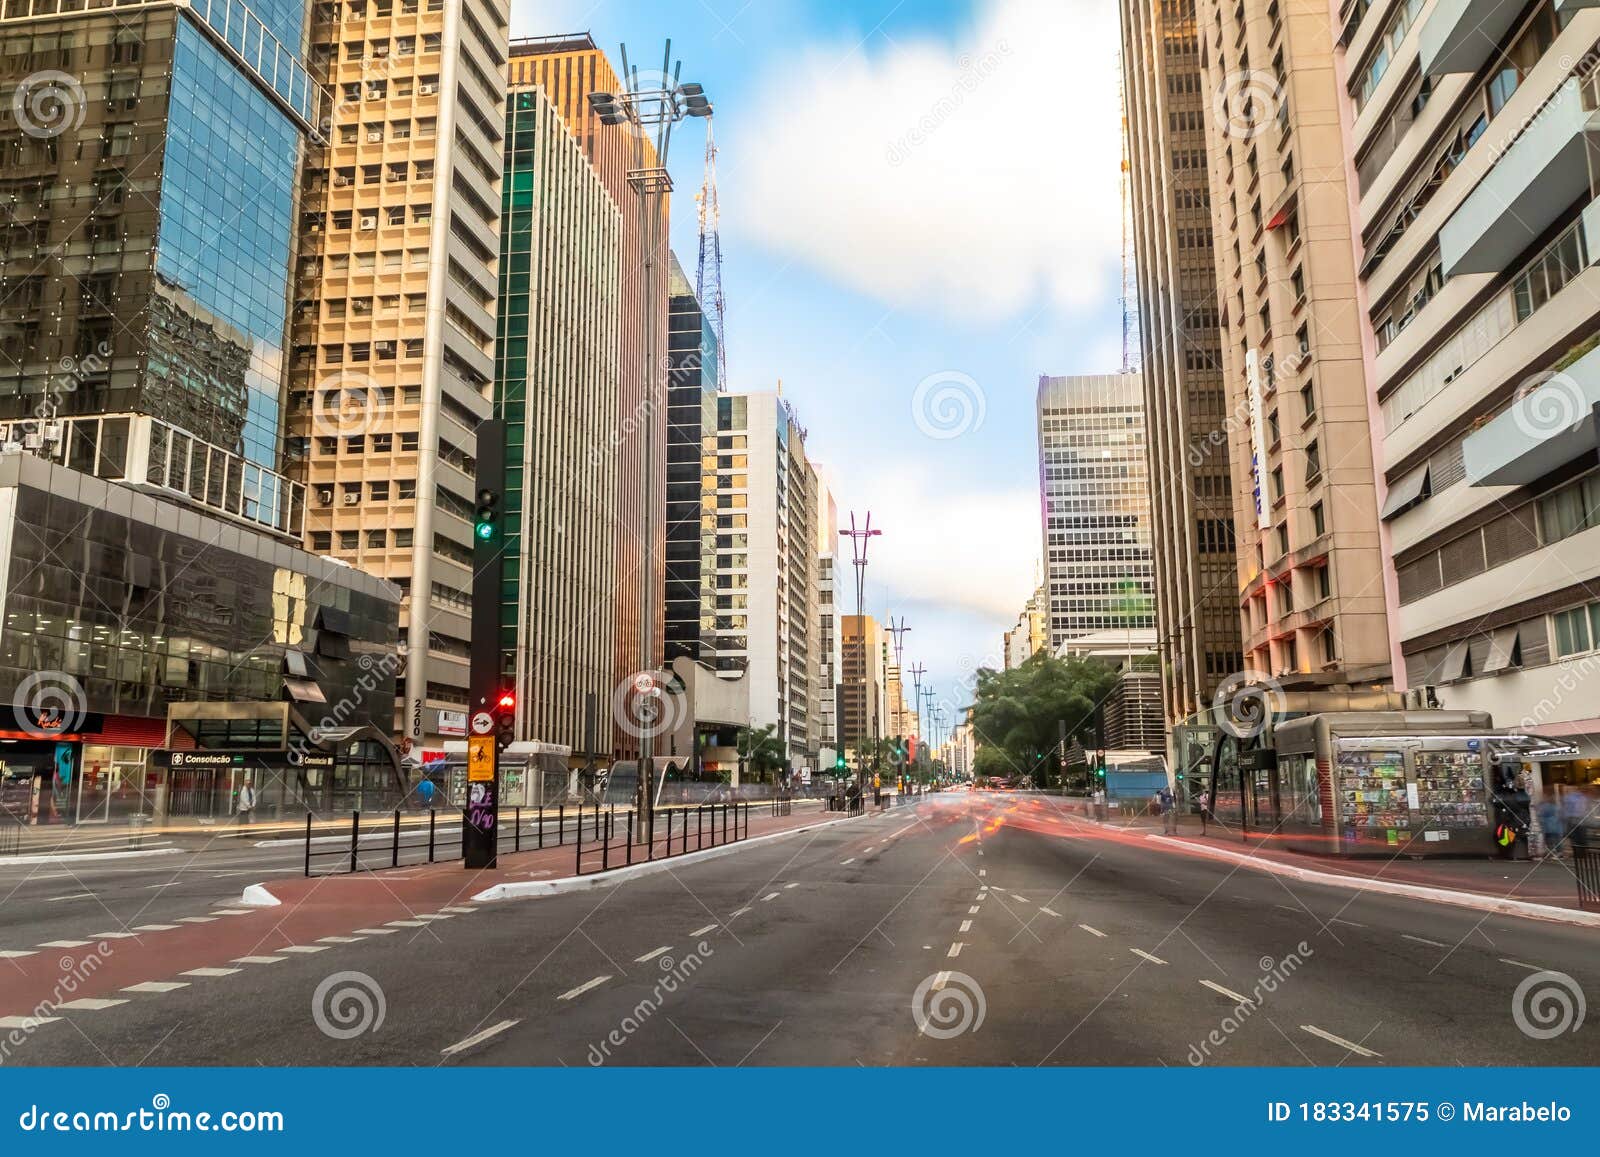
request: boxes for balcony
[1439,78,1599,277]
[1419,0,1526,77]
[1462,338,1600,486]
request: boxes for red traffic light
[495,691,515,712]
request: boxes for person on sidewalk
[236,778,256,826]
[1157,786,1176,834]
[417,776,436,810]
[1197,786,1211,835]
[1538,792,1562,859]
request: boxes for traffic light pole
[465,419,507,870]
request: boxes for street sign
[467,735,495,783]
[470,711,495,736]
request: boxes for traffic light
[494,689,516,751]
[835,752,847,771]
[474,486,501,541]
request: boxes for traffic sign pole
[464,420,506,870]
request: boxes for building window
[1552,603,1600,658]
[1311,501,1325,537]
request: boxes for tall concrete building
[839,614,886,761]
[1037,374,1157,652]
[812,468,842,763]
[710,391,818,769]
[1120,0,1244,723]
[507,35,671,761]
[495,78,622,768]
[289,0,511,750]
[1003,583,1049,669]
[1194,0,1390,687]
[665,252,720,667]
[1339,0,1600,761]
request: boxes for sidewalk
[1042,796,1585,912]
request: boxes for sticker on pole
[468,735,495,782]
[470,711,495,736]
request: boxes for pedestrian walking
[1563,788,1591,853]
[236,778,257,826]
[1538,792,1562,859]
[1157,785,1176,834]
[1197,786,1211,835]
[417,776,436,810]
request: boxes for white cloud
[730,0,1124,324]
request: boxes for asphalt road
[6,792,1599,1066]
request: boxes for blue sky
[512,0,1126,717]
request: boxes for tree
[736,724,786,787]
[965,652,1118,788]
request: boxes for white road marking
[558,975,611,1001]
[44,892,95,902]
[121,981,189,994]
[0,1015,55,1028]
[441,1019,520,1058]
[386,920,427,927]
[1401,934,1449,949]
[132,924,180,932]
[231,956,286,965]
[276,945,328,954]
[690,924,719,937]
[1078,925,1106,938]
[353,928,398,935]
[947,943,964,957]
[978,869,987,877]
[177,916,217,924]
[968,905,981,914]
[181,967,241,978]
[1275,904,1301,913]
[1040,907,1062,918]
[1200,979,1252,1004]
[635,945,672,962]
[90,932,140,940]
[760,891,780,902]
[1011,895,1030,904]
[840,857,856,865]
[1131,949,1168,965]
[441,907,478,914]
[415,914,453,921]
[929,971,951,992]
[56,998,127,1011]
[1500,958,1545,971]
[211,909,252,916]
[730,906,752,917]
[37,940,90,949]
[0,950,37,959]
[959,920,972,933]
[317,936,364,944]
[1332,918,1366,928]
[1300,1024,1381,1057]
[784,882,800,889]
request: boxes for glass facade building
[665,252,719,666]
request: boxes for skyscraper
[289,0,512,750]
[1120,0,1244,722]
[1037,374,1157,652]
[507,35,671,761]
[665,252,719,667]
[495,78,622,768]
[1194,0,1391,687]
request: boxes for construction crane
[695,117,728,390]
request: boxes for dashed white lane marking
[122,981,188,994]
[1078,925,1106,938]
[862,846,874,853]
[44,893,95,902]
[56,998,127,1010]
[1500,958,1544,971]
[0,950,37,959]
[1401,934,1449,949]
[968,905,981,914]
[840,857,856,865]
[442,907,478,914]
[1040,907,1062,918]
[635,946,672,962]
[558,975,611,1001]
[181,967,241,978]
[386,920,427,928]
[1300,1024,1381,1058]
[0,1015,55,1028]
[177,916,218,924]
[690,923,719,937]
[760,892,780,902]
[1131,949,1168,965]
[1011,895,1030,904]
[1332,919,1366,928]
[959,920,973,933]
[90,932,140,940]
[212,909,252,916]
[37,940,91,949]
[277,945,327,954]
[317,936,364,944]
[231,956,286,965]
[784,882,800,890]
[441,1019,520,1058]
[1200,979,1252,1004]
[978,869,987,877]
[731,907,752,917]
[133,924,180,932]
[353,928,398,935]
[415,914,453,921]
[947,943,964,958]
[1275,904,1300,913]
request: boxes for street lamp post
[589,45,712,845]
[908,661,926,782]
[840,512,882,800]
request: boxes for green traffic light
[475,520,494,540]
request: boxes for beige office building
[1340,0,1600,760]
[1194,0,1391,687]
[495,79,623,765]
[1120,0,1244,723]
[289,0,511,750]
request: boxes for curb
[471,809,887,903]
[1145,832,1600,928]
[0,846,184,866]
[239,883,281,908]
